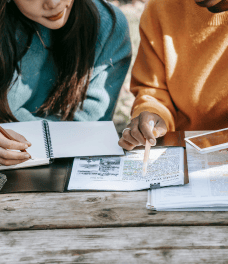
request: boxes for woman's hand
[118,111,167,151]
[0,129,31,166]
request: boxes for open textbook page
[147,132,228,211]
[68,147,185,191]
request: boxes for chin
[194,0,222,6]
[194,0,228,12]
[46,23,67,30]
[207,6,220,12]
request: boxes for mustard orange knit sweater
[131,0,228,131]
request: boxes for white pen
[142,120,155,177]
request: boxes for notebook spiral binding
[42,120,54,159]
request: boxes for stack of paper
[147,132,228,211]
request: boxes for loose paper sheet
[68,147,185,191]
[147,132,228,211]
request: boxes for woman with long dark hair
[0,0,131,165]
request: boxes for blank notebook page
[0,121,47,159]
[48,121,124,158]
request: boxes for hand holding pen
[118,111,167,151]
[0,126,31,166]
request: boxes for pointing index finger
[148,120,156,146]
[140,119,156,146]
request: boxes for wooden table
[1,191,228,263]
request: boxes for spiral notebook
[0,120,124,171]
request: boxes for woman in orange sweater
[119,0,228,150]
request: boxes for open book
[0,120,123,170]
[147,132,228,211]
[68,146,187,191]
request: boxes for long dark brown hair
[0,0,116,122]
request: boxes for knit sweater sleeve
[73,2,131,121]
[130,0,176,131]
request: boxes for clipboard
[0,158,73,193]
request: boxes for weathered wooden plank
[1,192,228,231]
[1,226,228,263]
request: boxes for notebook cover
[0,158,73,193]
[155,131,186,147]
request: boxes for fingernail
[149,139,156,146]
[26,141,32,146]
[24,144,28,149]
[25,154,30,158]
[149,120,155,127]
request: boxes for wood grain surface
[1,226,228,263]
[1,192,228,231]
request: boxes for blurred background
[109,0,145,133]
